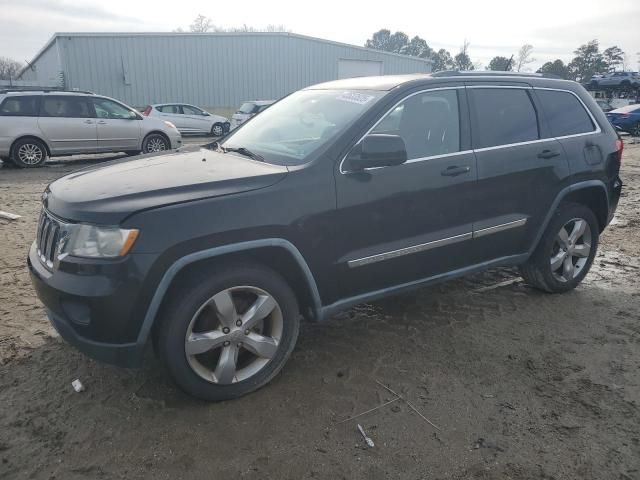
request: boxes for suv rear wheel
[11,138,48,168]
[155,263,300,401]
[520,203,599,293]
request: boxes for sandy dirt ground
[0,143,639,479]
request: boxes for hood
[44,147,288,224]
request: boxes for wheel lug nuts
[222,327,230,334]
[236,320,242,327]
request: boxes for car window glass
[238,102,256,114]
[40,96,92,118]
[0,95,39,116]
[93,98,136,119]
[182,105,202,115]
[158,105,180,114]
[536,90,595,137]
[371,89,460,160]
[470,88,539,148]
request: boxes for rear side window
[371,89,460,159]
[536,90,595,137]
[40,96,92,118]
[158,105,181,114]
[0,96,40,116]
[470,88,539,149]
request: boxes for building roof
[20,31,432,77]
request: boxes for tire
[519,203,599,293]
[631,122,640,138]
[142,133,169,153]
[10,138,48,168]
[155,263,300,401]
[211,123,224,137]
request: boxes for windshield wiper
[223,147,265,162]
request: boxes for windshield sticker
[336,92,375,105]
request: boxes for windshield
[222,89,385,165]
[237,102,257,114]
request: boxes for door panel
[93,98,142,151]
[37,96,97,154]
[332,87,477,300]
[181,105,211,134]
[158,105,189,132]
[467,86,570,263]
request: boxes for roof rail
[0,87,95,95]
[431,70,561,79]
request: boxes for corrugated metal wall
[51,33,430,109]
[18,42,63,86]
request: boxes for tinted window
[470,88,539,148]
[157,105,180,114]
[371,89,460,159]
[0,96,39,116]
[536,90,595,137]
[40,96,92,118]
[93,98,137,119]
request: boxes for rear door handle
[441,165,471,177]
[537,149,561,159]
[97,120,107,125]
[84,119,94,124]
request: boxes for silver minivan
[0,90,182,167]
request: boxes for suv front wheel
[520,203,599,293]
[155,263,300,401]
[11,138,48,168]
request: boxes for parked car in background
[29,72,622,401]
[590,72,640,89]
[230,100,274,130]
[0,90,181,168]
[606,104,640,136]
[595,99,613,112]
[143,103,230,136]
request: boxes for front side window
[223,89,385,165]
[40,96,92,118]
[470,88,539,149]
[371,89,460,160]
[93,98,137,120]
[0,96,39,116]
[182,105,204,115]
[536,90,595,137]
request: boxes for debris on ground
[357,424,375,448]
[0,211,21,221]
[71,379,85,393]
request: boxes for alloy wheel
[184,286,283,384]
[212,124,224,136]
[550,218,592,283]
[17,143,44,165]
[146,137,167,152]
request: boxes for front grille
[36,209,62,269]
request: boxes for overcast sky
[2,0,639,71]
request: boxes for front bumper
[28,242,153,367]
[168,130,183,149]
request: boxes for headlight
[164,120,178,130]
[60,224,139,258]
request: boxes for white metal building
[18,32,432,113]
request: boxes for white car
[144,103,230,136]
[230,100,274,130]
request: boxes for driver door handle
[97,120,107,125]
[537,149,561,159]
[441,165,471,177]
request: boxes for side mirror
[344,134,407,172]
[202,111,210,116]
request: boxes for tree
[365,29,410,54]
[488,56,513,71]
[401,36,432,59]
[515,44,535,72]
[537,59,570,79]
[190,14,213,33]
[568,40,606,81]
[0,57,23,80]
[603,46,625,71]
[453,40,474,71]
[431,49,454,72]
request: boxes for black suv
[29,72,623,400]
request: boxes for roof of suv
[0,89,95,96]
[307,71,575,92]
